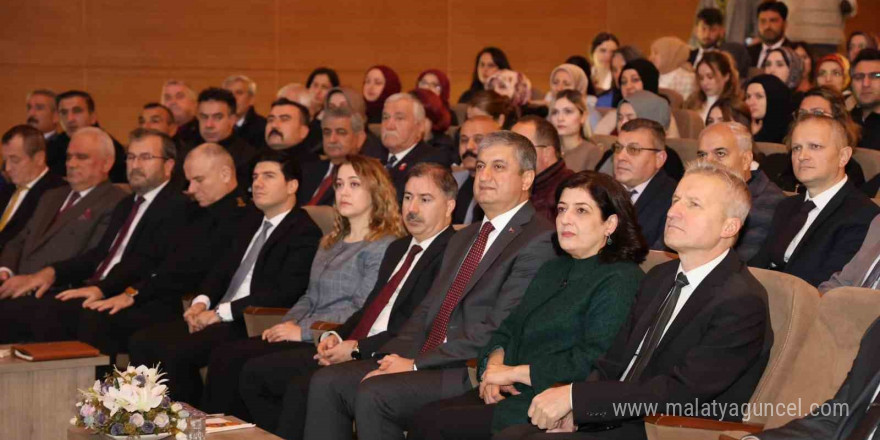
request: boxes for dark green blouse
[477,254,643,432]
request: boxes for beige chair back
[243,310,287,338]
[591,134,617,150]
[671,109,705,139]
[564,141,606,172]
[303,205,336,235]
[754,142,787,158]
[595,106,615,118]
[742,269,821,426]
[762,286,880,429]
[640,250,678,273]
[852,147,880,183]
[659,88,684,109]
[666,138,700,164]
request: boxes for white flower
[171,403,183,412]
[176,433,187,440]
[130,413,144,427]
[176,418,187,431]
[153,413,169,428]
[101,382,166,415]
[70,417,77,425]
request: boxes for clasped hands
[0,268,135,315]
[314,333,357,366]
[183,302,220,333]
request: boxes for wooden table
[68,416,283,439]
[0,346,109,440]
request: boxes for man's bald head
[184,143,238,207]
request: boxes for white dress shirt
[387,143,418,167]
[626,175,655,204]
[479,201,528,260]
[756,38,787,68]
[193,208,291,321]
[784,176,848,263]
[96,181,169,280]
[2,168,48,225]
[367,229,445,337]
[620,249,730,380]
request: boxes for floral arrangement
[70,364,190,439]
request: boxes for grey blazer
[819,214,880,293]
[382,201,558,373]
[0,180,128,275]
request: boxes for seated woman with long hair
[408,170,648,440]
[459,47,512,104]
[549,89,602,171]
[685,51,741,122]
[202,154,405,417]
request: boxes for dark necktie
[306,165,335,206]
[844,387,880,440]
[624,272,690,382]
[90,196,145,281]
[768,199,816,268]
[386,155,398,169]
[50,191,81,226]
[421,222,495,353]
[349,245,423,340]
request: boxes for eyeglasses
[852,72,880,82]
[793,108,834,119]
[126,153,168,163]
[611,142,662,156]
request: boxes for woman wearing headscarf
[650,36,697,101]
[416,69,458,125]
[599,45,644,108]
[458,47,511,104]
[408,88,455,163]
[545,63,600,130]
[595,90,685,180]
[814,54,856,110]
[362,65,401,124]
[595,60,682,137]
[745,74,794,144]
[763,47,805,94]
[324,86,385,160]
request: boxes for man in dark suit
[689,7,725,66]
[265,98,317,165]
[194,87,257,188]
[298,106,367,207]
[77,142,251,358]
[453,115,501,224]
[380,93,452,202]
[2,128,188,342]
[25,89,61,142]
[138,103,178,137]
[745,316,880,440]
[223,74,268,149]
[0,125,66,249]
[161,79,200,151]
[128,151,322,405]
[202,163,458,431]
[697,122,785,261]
[50,90,128,183]
[751,115,880,287]
[508,161,772,440]
[850,49,880,151]
[613,119,677,250]
[302,131,558,440]
[0,127,128,343]
[747,2,792,68]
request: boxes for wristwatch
[123,287,139,297]
[350,341,361,360]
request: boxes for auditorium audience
[299,106,367,207]
[264,98,315,164]
[485,70,533,112]
[128,150,323,405]
[467,90,518,130]
[453,115,501,224]
[195,87,257,187]
[546,64,600,130]
[749,2,792,68]
[512,116,574,222]
[611,118,677,250]
[53,90,127,183]
[763,46,805,91]
[363,65,402,124]
[323,86,385,159]
[746,74,794,143]
[692,0,760,46]
[0,125,65,250]
[305,67,340,116]
[685,51,742,121]
[705,97,752,127]
[590,32,620,96]
[458,47,511,104]
[409,170,647,439]
[751,114,880,286]
[847,30,878,62]
[697,122,785,260]
[495,160,771,440]
[650,36,697,100]
[851,49,880,150]
[237,163,456,435]
[791,41,815,93]
[200,154,403,416]
[160,79,200,149]
[302,131,557,440]
[25,89,60,141]
[222,75,267,149]
[0,127,128,342]
[138,103,178,137]
[417,69,458,125]
[599,45,643,108]
[689,8,725,67]
[594,59,662,135]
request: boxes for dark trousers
[127,319,246,406]
[201,336,302,420]
[493,422,647,440]
[0,291,83,343]
[303,359,473,440]
[408,388,494,440]
[77,299,181,360]
[238,342,320,439]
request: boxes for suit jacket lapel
[253,207,306,269]
[389,227,454,317]
[36,181,114,249]
[789,182,851,262]
[634,171,667,214]
[120,183,175,255]
[461,203,534,295]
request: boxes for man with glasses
[613,118,677,250]
[851,48,880,150]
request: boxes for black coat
[335,227,455,355]
[750,180,880,286]
[45,127,128,183]
[200,207,322,321]
[235,106,268,150]
[297,160,335,207]
[0,171,66,249]
[634,170,677,251]
[572,251,772,436]
[385,141,452,202]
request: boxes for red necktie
[421,222,494,353]
[90,196,145,282]
[306,165,335,206]
[349,245,423,340]
[50,191,81,226]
